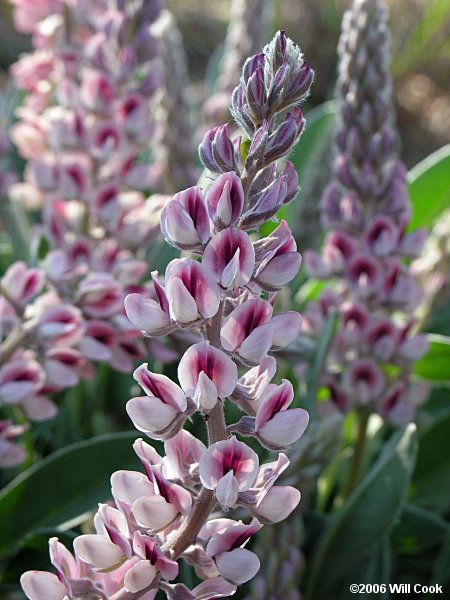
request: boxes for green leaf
[304,309,339,414]
[408,144,450,230]
[430,528,450,587]
[412,411,450,514]
[392,504,449,554]
[413,335,450,382]
[0,432,143,559]
[304,425,417,600]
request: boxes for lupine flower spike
[21,30,314,599]
[304,0,429,426]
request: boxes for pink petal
[134,364,187,412]
[127,396,179,435]
[193,371,219,410]
[255,486,301,523]
[73,534,124,570]
[132,495,178,532]
[167,277,200,323]
[257,408,309,448]
[124,293,171,334]
[111,470,153,507]
[255,381,294,429]
[220,299,272,352]
[215,548,260,585]
[238,322,273,364]
[124,560,157,593]
[21,571,67,600]
[215,471,239,509]
[270,312,302,349]
[178,341,238,400]
[202,227,255,289]
[199,436,259,491]
[22,395,58,422]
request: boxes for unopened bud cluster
[21,30,314,599]
[303,0,428,425]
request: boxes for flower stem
[344,411,369,499]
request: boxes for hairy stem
[0,325,29,365]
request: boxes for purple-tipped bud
[205,172,245,230]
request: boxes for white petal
[124,560,157,593]
[215,548,260,585]
[73,534,124,570]
[21,571,67,600]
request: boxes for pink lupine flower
[253,220,301,290]
[322,230,357,273]
[231,356,277,413]
[74,504,132,571]
[343,359,385,405]
[163,429,206,483]
[132,464,192,532]
[378,380,428,426]
[76,273,122,318]
[202,227,255,290]
[124,532,178,593]
[125,271,173,336]
[36,304,85,347]
[178,341,238,410]
[0,359,45,405]
[205,172,245,230]
[0,420,28,468]
[44,347,87,388]
[347,254,380,298]
[1,262,45,307]
[165,258,221,325]
[161,187,210,250]
[127,363,188,440]
[199,436,259,509]
[205,518,262,584]
[239,454,301,523]
[254,380,309,450]
[220,298,273,365]
[78,320,116,361]
[363,215,398,256]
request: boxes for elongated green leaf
[408,145,450,230]
[304,309,339,414]
[0,432,143,559]
[304,425,417,600]
[414,335,450,382]
[412,411,450,514]
[393,504,449,554]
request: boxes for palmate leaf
[0,432,145,560]
[304,425,417,600]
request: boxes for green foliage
[392,0,450,75]
[304,425,418,600]
[411,410,450,515]
[408,144,450,230]
[414,335,450,382]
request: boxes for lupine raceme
[303,0,429,431]
[0,0,173,465]
[19,29,314,599]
